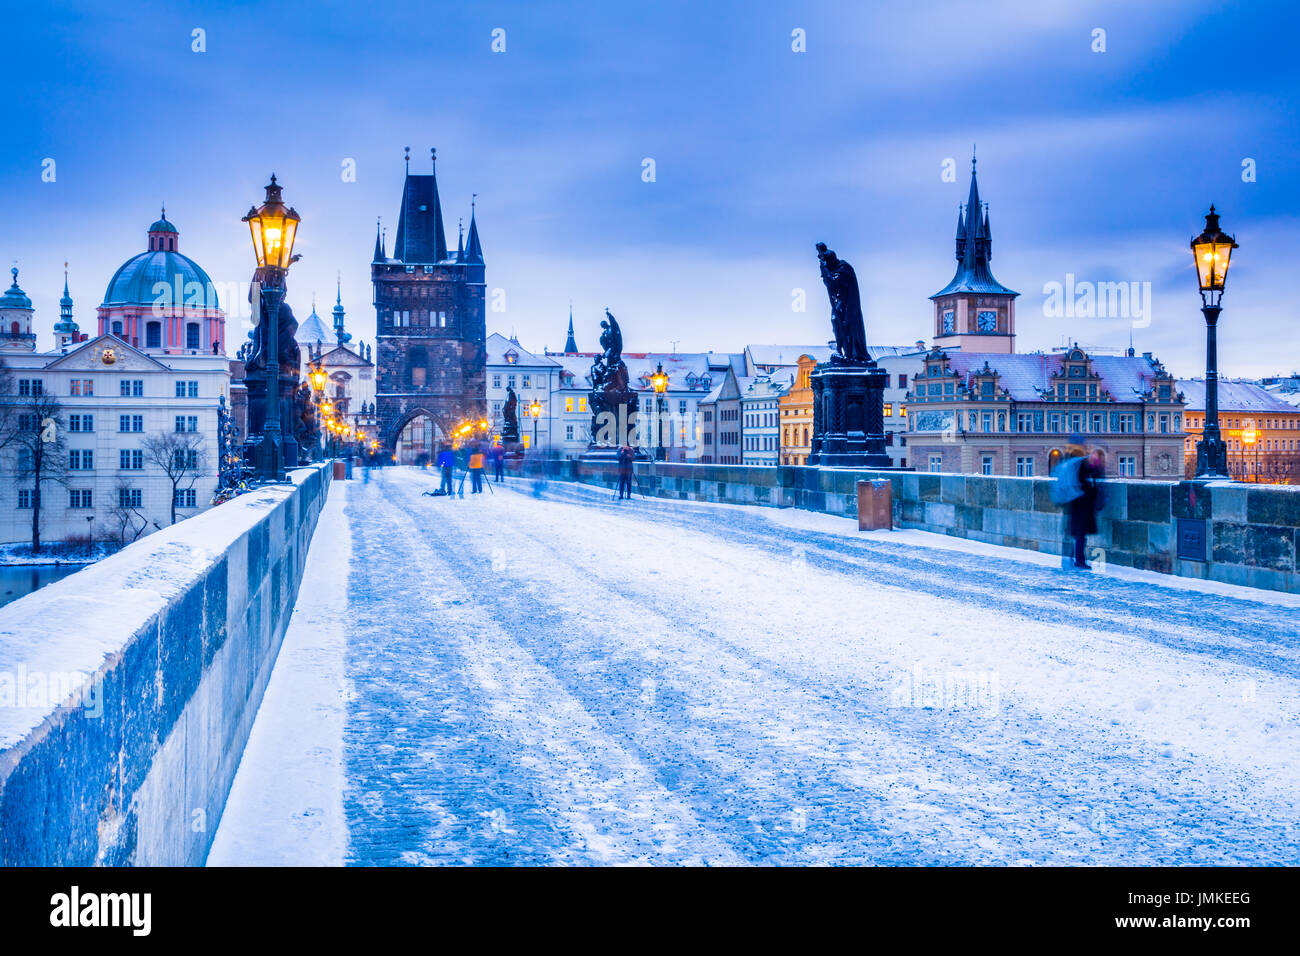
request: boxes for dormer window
[504,350,518,364]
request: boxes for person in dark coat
[436,444,455,495]
[1069,449,1105,569]
[492,443,505,483]
[616,444,635,500]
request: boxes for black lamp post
[529,399,542,453]
[1191,205,1238,480]
[242,175,301,481]
[651,362,669,461]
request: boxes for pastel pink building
[97,211,226,355]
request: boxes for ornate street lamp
[529,398,542,453]
[651,362,669,461]
[1190,205,1237,479]
[242,175,302,480]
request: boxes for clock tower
[930,155,1018,354]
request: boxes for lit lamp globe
[1191,205,1237,306]
[308,364,327,393]
[1188,206,1239,480]
[652,363,668,395]
[242,175,301,274]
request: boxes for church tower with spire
[54,263,81,351]
[563,304,578,354]
[930,154,1019,353]
[372,148,487,457]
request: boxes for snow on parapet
[0,466,322,752]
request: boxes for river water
[0,564,87,609]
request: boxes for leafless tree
[141,431,209,525]
[0,369,68,552]
[104,480,149,548]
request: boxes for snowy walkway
[214,466,1300,865]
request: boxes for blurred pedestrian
[469,444,485,494]
[492,443,505,483]
[1053,436,1105,569]
[436,444,455,496]
[616,444,635,500]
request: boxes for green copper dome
[102,215,218,309]
[102,251,217,308]
[1,268,32,310]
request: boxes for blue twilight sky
[2,0,1297,377]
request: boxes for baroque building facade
[907,346,1187,478]
[1,258,227,547]
[372,151,486,462]
[905,157,1185,479]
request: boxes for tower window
[186,323,200,350]
[146,321,162,348]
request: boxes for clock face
[942,310,955,334]
[977,310,997,332]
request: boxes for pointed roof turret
[54,262,77,333]
[563,304,578,353]
[372,217,384,262]
[931,151,1017,300]
[466,194,484,264]
[332,273,351,344]
[456,217,465,264]
[392,147,448,263]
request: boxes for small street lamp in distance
[529,398,542,456]
[651,362,669,461]
[1191,205,1238,479]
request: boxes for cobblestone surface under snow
[220,466,1300,865]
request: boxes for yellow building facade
[779,355,817,465]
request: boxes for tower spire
[373,217,384,262]
[54,260,79,347]
[563,302,578,353]
[393,146,447,262]
[333,271,351,344]
[456,217,465,263]
[465,193,483,264]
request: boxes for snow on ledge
[0,466,323,752]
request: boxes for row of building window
[17,488,198,509]
[389,310,449,328]
[744,436,778,451]
[1187,416,1300,430]
[934,453,1142,478]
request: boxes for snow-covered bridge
[210,466,1300,865]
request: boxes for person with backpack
[491,443,506,484]
[468,445,485,494]
[1052,438,1104,570]
[616,444,635,500]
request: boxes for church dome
[295,300,337,348]
[101,213,217,309]
[1,268,32,310]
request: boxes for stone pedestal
[580,393,648,462]
[808,361,892,468]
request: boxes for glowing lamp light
[1191,205,1238,295]
[1241,425,1258,447]
[308,364,327,392]
[529,399,542,418]
[652,362,669,394]
[242,175,301,271]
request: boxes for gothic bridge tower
[373,147,486,461]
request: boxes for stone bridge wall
[517,459,1300,594]
[0,464,331,865]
